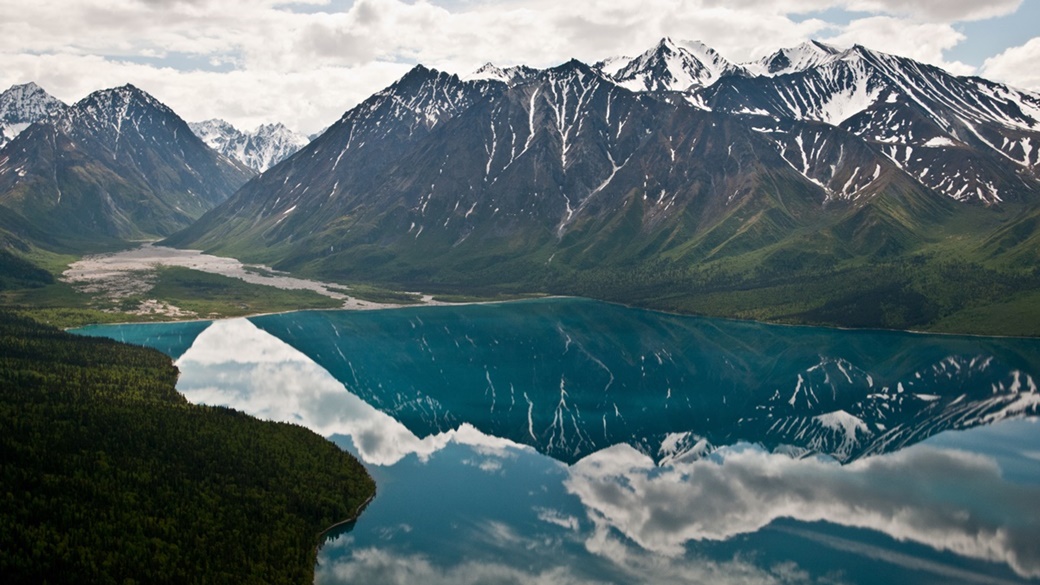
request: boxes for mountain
[743,40,842,77]
[0,82,67,148]
[171,60,806,267]
[606,37,747,92]
[164,65,507,255]
[464,63,540,86]
[0,84,253,249]
[189,119,309,172]
[700,44,1040,204]
[166,40,1040,334]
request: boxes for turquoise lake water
[74,298,1040,584]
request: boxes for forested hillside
[0,312,374,584]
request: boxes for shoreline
[68,294,1040,341]
[59,244,1039,340]
[600,298,1040,341]
[314,492,377,553]
[60,242,553,328]
[66,295,558,330]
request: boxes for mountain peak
[545,59,601,81]
[0,81,68,147]
[401,63,441,81]
[745,40,845,76]
[468,62,502,77]
[610,38,742,92]
[799,40,841,55]
[6,81,43,93]
[256,121,292,134]
[79,83,167,111]
[656,36,678,50]
[189,119,308,173]
[464,62,539,86]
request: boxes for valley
[3,39,1040,335]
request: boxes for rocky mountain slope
[157,40,1040,332]
[0,84,253,249]
[0,82,67,149]
[189,119,309,172]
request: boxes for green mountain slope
[163,51,1040,334]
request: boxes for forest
[0,311,375,584]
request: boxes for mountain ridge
[189,119,309,172]
[0,39,1034,333]
[0,83,253,250]
[161,40,1040,334]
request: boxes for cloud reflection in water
[566,442,1040,578]
[175,318,528,466]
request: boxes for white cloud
[0,0,1027,132]
[318,544,822,585]
[822,16,975,74]
[846,0,1022,22]
[0,0,823,132]
[981,37,1040,92]
[565,443,1040,579]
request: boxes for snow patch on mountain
[607,38,745,92]
[0,82,68,148]
[594,55,632,78]
[465,63,538,86]
[189,119,309,172]
[744,41,843,77]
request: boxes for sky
[1,0,1038,135]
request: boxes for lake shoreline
[61,244,1040,340]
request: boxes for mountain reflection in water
[73,299,1040,584]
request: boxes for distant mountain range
[188,119,309,173]
[163,39,1040,332]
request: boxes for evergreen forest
[0,311,375,584]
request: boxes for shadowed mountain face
[0,84,253,249]
[163,41,1040,333]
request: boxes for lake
[74,298,1040,584]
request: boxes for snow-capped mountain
[189,119,309,173]
[743,40,843,77]
[165,65,506,250]
[0,82,67,148]
[750,354,1040,462]
[702,44,1040,203]
[169,58,816,263]
[464,63,539,86]
[0,84,252,246]
[162,40,1040,334]
[604,37,746,92]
